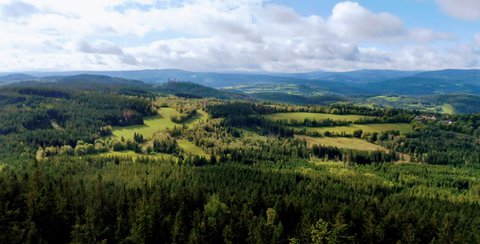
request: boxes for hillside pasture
[296,135,388,151]
[241,129,268,141]
[368,95,401,102]
[440,104,455,115]
[302,123,412,135]
[178,139,209,158]
[266,112,374,122]
[182,109,209,125]
[99,151,177,161]
[113,108,207,139]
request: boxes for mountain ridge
[2,68,480,96]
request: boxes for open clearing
[368,95,401,102]
[99,151,177,161]
[440,104,455,115]
[266,112,374,122]
[182,110,209,125]
[241,129,268,141]
[296,135,387,151]
[223,84,304,95]
[302,123,412,135]
[113,108,208,139]
[178,139,209,158]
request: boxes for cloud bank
[0,0,477,72]
[436,0,480,20]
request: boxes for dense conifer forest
[0,79,479,243]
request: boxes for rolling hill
[6,74,243,100]
[156,81,246,99]
[279,69,419,83]
[5,69,480,100]
[0,73,38,85]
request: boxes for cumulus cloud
[436,0,480,20]
[0,0,475,72]
[74,40,139,66]
[409,28,455,43]
[76,40,124,55]
[327,1,406,41]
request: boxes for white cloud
[75,40,124,55]
[475,33,480,46]
[436,0,480,20]
[327,1,406,41]
[409,29,455,43]
[0,0,474,72]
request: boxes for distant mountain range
[277,70,420,83]
[2,68,480,96]
[0,73,38,85]
[4,72,480,113]
[2,74,244,100]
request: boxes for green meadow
[99,151,177,161]
[177,139,209,158]
[440,104,455,115]
[241,129,268,141]
[113,108,208,139]
[369,95,401,102]
[182,109,209,125]
[302,123,412,135]
[266,112,374,122]
[296,135,388,151]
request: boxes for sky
[0,0,479,72]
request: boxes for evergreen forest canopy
[0,76,479,243]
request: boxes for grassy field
[266,112,374,122]
[302,123,412,135]
[113,108,180,139]
[369,95,401,102]
[113,108,208,139]
[418,103,455,115]
[99,151,177,161]
[296,135,388,151]
[224,84,305,95]
[178,139,209,158]
[440,104,455,115]
[182,110,209,125]
[241,129,268,141]
[51,120,64,130]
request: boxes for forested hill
[5,70,480,113]
[0,73,38,85]
[8,75,152,95]
[5,75,239,99]
[156,81,246,99]
[414,69,480,81]
[4,69,480,96]
[1,79,480,243]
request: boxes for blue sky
[0,0,479,72]
[273,0,478,42]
